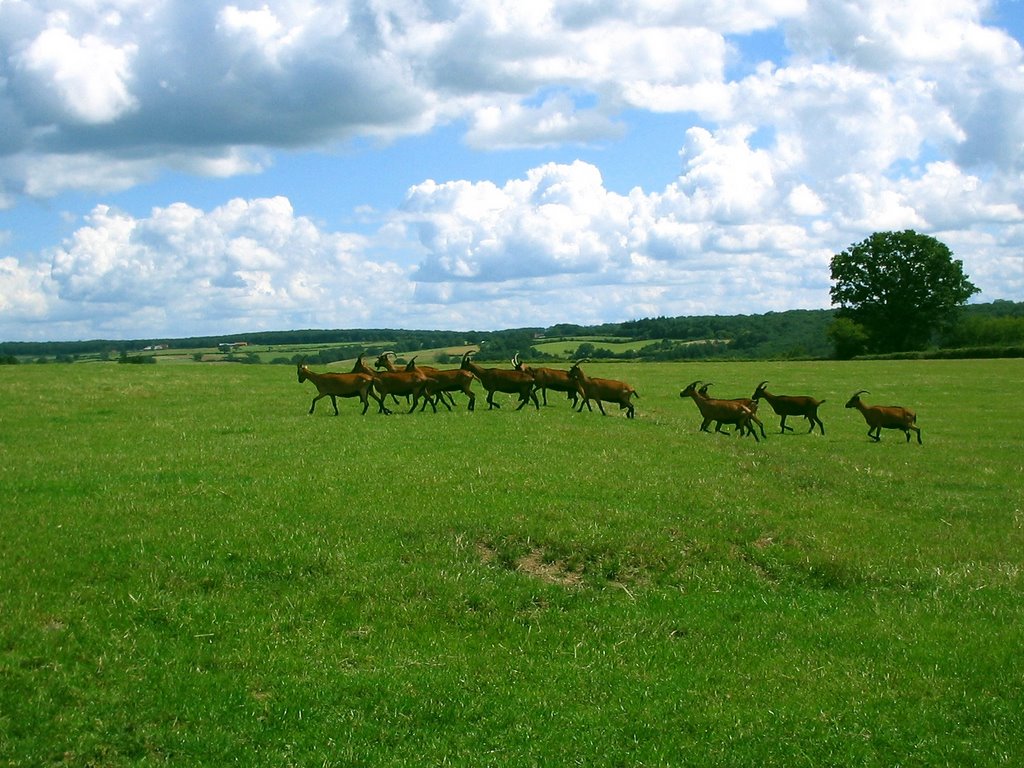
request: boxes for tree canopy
[830,230,979,354]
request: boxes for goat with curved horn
[461,351,539,410]
[680,380,761,439]
[568,361,638,419]
[511,352,583,408]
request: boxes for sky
[1,0,1023,342]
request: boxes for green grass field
[2,359,1022,766]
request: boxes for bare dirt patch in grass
[477,542,583,587]
[515,549,583,587]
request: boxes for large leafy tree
[830,230,979,354]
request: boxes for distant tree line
[942,302,1024,347]
[0,328,480,361]
[2,301,1022,364]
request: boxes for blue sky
[1,0,1023,341]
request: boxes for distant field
[26,336,733,365]
[115,342,475,366]
[531,337,663,357]
[141,340,400,365]
[2,359,1022,766]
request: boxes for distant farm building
[218,341,249,352]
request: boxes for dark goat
[406,357,476,412]
[699,383,765,438]
[375,351,456,408]
[460,352,539,410]
[845,390,922,444]
[512,353,580,407]
[352,354,433,414]
[752,381,825,435]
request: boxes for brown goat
[512,353,580,407]
[352,354,433,414]
[405,357,476,412]
[460,352,539,410]
[568,362,638,418]
[752,381,825,435]
[680,380,761,441]
[845,390,922,443]
[296,359,380,415]
[374,351,456,408]
[699,383,765,438]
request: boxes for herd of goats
[296,351,923,444]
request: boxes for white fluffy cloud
[0,0,1023,339]
[0,0,1019,176]
[403,161,633,282]
[19,197,405,339]
[0,0,839,195]
[0,256,53,320]
[395,154,838,323]
[13,16,139,125]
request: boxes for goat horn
[757,380,768,388]
[852,389,870,398]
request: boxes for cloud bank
[1,0,1022,340]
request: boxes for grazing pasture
[1,359,1022,766]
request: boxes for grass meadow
[1,359,1022,766]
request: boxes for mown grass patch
[531,337,662,357]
